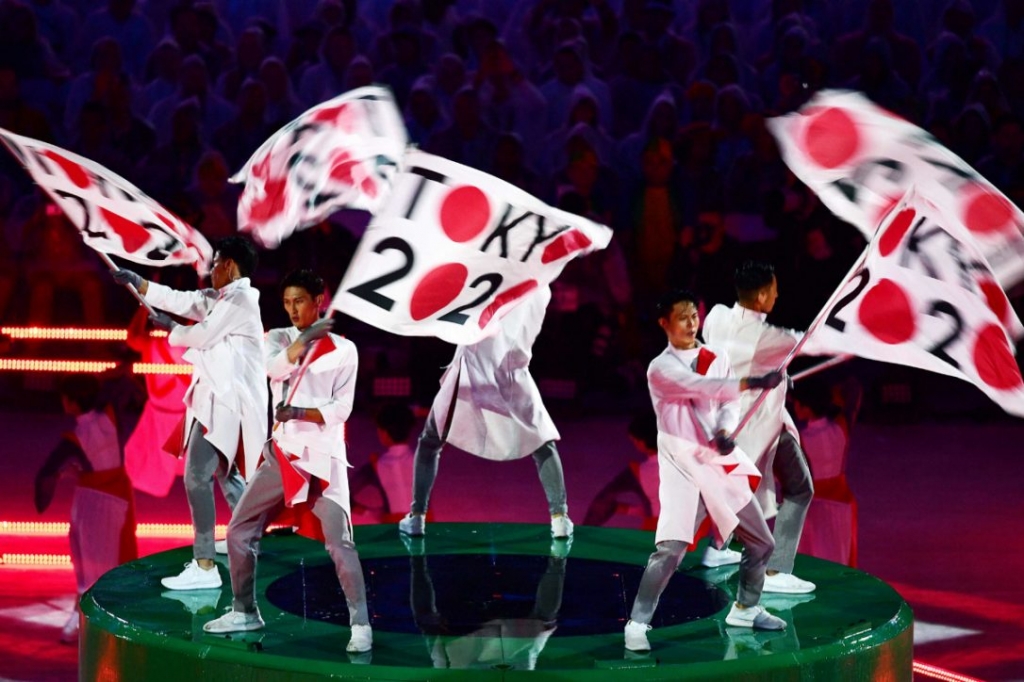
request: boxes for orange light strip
[0,359,117,372]
[912,662,985,682]
[0,521,283,538]
[1,553,73,568]
[0,360,191,374]
[132,363,192,375]
[1,327,167,340]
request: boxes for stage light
[912,661,985,682]
[132,363,192,375]
[0,359,117,373]
[1,326,168,340]
[0,360,192,374]
[0,522,284,539]
[1,553,72,568]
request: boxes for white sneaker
[203,609,265,633]
[161,560,223,591]
[214,539,228,554]
[763,572,816,594]
[399,513,425,536]
[624,620,651,651]
[701,545,742,567]
[59,609,79,645]
[551,514,574,538]
[346,623,373,652]
[725,603,787,630]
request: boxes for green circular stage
[81,523,913,680]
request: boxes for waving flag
[232,86,407,248]
[768,90,1024,288]
[800,189,1024,417]
[0,128,212,274]
[330,150,613,345]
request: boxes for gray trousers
[184,422,245,560]
[630,497,774,624]
[409,413,568,516]
[766,431,814,574]
[226,446,369,626]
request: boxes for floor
[1,409,1022,681]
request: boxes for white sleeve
[144,281,218,321]
[648,358,742,404]
[167,291,249,350]
[265,329,299,382]
[754,323,804,368]
[318,342,357,428]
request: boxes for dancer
[398,286,573,538]
[702,261,815,593]
[35,375,137,644]
[625,289,786,652]
[202,269,372,654]
[112,236,267,590]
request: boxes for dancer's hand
[745,371,784,390]
[297,318,333,348]
[712,431,735,456]
[112,268,143,289]
[148,311,177,332]
[275,404,304,423]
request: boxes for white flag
[331,150,613,345]
[768,90,1024,288]
[800,189,1024,417]
[0,128,212,274]
[232,86,407,248]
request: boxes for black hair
[375,402,415,443]
[655,289,701,320]
[215,236,258,277]
[280,268,325,299]
[735,260,775,300]
[58,375,100,413]
[627,407,658,452]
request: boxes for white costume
[144,278,267,477]
[432,286,559,461]
[265,328,357,515]
[221,326,369,631]
[647,344,762,544]
[702,303,802,517]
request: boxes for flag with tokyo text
[232,86,407,248]
[768,90,1024,288]
[0,128,212,274]
[799,188,1024,417]
[330,150,614,345]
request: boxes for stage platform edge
[81,522,913,681]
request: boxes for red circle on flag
[439,186,490,242]
[962,187,1015,235]
[973,323,1024,390]
[802,107,860,169]
[879,208,916,257]
[979,279,1011,325]
[409,262,468,321]
[857,279,916,344]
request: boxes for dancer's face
[660,301,701,350]
[282,286,322,331]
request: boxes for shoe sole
[724,616,754,628]
[346,643,372,653]
[203,622,264,634]
[161,580,223,590]
[762,584,815,594]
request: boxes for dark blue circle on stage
[265,553,730,636]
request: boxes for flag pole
[728,250,870,441]
[96,251,157,316]
[790,354,855,382]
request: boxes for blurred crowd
[1,0,1023,396]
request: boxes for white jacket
[703,303,802,517]
[432,286,559,461]
[648,345,762,543]
[145,278,268,479]
[266,328,356,475]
